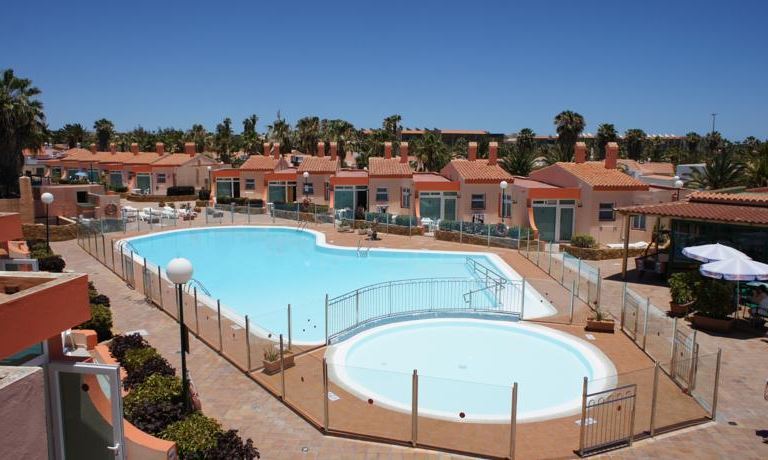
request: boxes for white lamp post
[41,192,54,249]
[499,180,509,224]
[302,171,310,196]
[166,257,193,412]
[673,176,684,201]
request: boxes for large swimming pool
[125,227,555,343]
[327,318,616,422]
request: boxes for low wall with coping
[22,217,78,241]
[126,194,197,203]
[561,244,646,261]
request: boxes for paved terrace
[55,207,768,458]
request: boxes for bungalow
[297,142,340,206]
[529,142,678,244]
[148,143,217,194]
[368,142,413,215]
[233,143,290,202]
[440,142,513,225]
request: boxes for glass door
[48,361,125,460]
[136,174,151,194]
[443,196,457,221]
[559,207,575,241]
[533,205,557,242]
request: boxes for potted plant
[668,272,697,317]
[691,279,736,333]
[586,303,615,333]
[262,345,294,375]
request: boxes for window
[401,187,411,208]
[376,187,388,202]
[501,194,512,218]
[157,173,167,184]
[324,181,330,201]
[303,181,314,195]
[631,214,646,230]
[76,191,89,204]
[245,178,255,190]
[471,194,486,210]
[599,202,615,221]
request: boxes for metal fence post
[487,225,491,247]
[670,317,679,376]
[459,220,463,244]
[711,348,722,420]
[595,267,602,307]
[245,315,252,371]
[688,330,698,392]
[560,252,566,284]
[526,232,531,259]
[578,376,588,456]
[217,299,223,351]
[411,369,418,447]
[110,240,115,270]
[576,258,582,298]
[509,382,518,460]
[120,245,125,279]
[279,334,286,399]
[642,297,651,350]
[569,280,576,324]
[354,289,360,325]
[520,278,526,320]
[650,361,660,436]
[620,282,628,329]
[536,240,541,266]
[194,287,200,333]
[247,201,251,224]
[287,304,292,351]
[230,202,234,224]
[157,266,163,308]
[322,358,329,431]
[547,243,553,274]
[324,293,329,345]
[142,257,148,298]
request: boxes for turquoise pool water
[327,318,616,422]
[125,227,554,343]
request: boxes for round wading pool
[326,318,616,422]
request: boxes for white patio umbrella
[700,258,768,281]
[682,243,751,263]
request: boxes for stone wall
[0,177,34,223]
[22,219,78,242]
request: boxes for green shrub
[109,333,149,362]
[109,185,128,193]
[123,355,176,390]
[123,347,161,374]
[570,234,597,249]
[694,279,735,320]
[76,303,113,341]
[38,254,66,272]
[124,374,183,419]
[161,412,222,458]
[125,399,187,436]
[668,271,699,304]
[207,430,260,459]
[167,186,195,196]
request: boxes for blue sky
[3,0,766,139]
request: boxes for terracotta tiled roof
[150,153,195,167]
[444,159,513,184]
[297,156,339,174]
[240,155,278,171]
[618,159,674,176]
[368,157,412,177]
[60,148,96,161]
[121,152,162,165]
[617,201,768,225]
[688,191,768,206]
[554,162,649,191]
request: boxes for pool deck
[58,206,768,459]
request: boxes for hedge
[437,220,533,239]
[75,281,113,341]
[167,186,195,196]
[217,197,265,207]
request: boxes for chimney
[468,142,478,161]
[130,143,139,155]
[184,142,195,156]
[574,142,587,164]
[263,142,271,157]
[89,143,97,154]
[330,142,338,161]
[488,142,498,166]
[156,142,165,155]
[317,141,325,157]
[400,142,409,164]
[384,142,392,159]
[605,142,619,169]
[109,143,116,154]
[273,142,280,160]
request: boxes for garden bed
[126,194,198,203]
[561,244,646,261]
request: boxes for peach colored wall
[0,213,23,242]
[299,174,332,205]
[528,165,581,188]
[0,367,48,459]
[0,274,90,359]
[369,177,412,215]
[35,184,106,219]
[458,183,504,224]
[238,171,269,201]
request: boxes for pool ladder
[356,238,372,257]
[296,220,309,231]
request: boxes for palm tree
[0,69,46,196]
[500,143,535,176]
[267,112,292,152]
[687,149,744,189]
[684,132,702,163]
[156,127,184,152]
[186,124,208,153]
[595,123,618,159]
[703,131,724,156]
[240,115,260,154]
[296,116,320,155]
[542,144,573,164]
[745,144,768,188]
[451,137,469,158]
[553,110,585,160]
[382,114,402,140]
[623,129,647,160]
[645,136,668,162]
[93,118,114,151]
[516,128,536,157]
[60,123,87,148]
[412,130,450,172]
[214,118,234,162]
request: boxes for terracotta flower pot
[585,318,615,333]
[691,314,735,333]
[262,352,295,375]
[669,300,694,318]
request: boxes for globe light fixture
[166,257,193,411]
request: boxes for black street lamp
[41,192,54,250]
[166,258,193,412]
